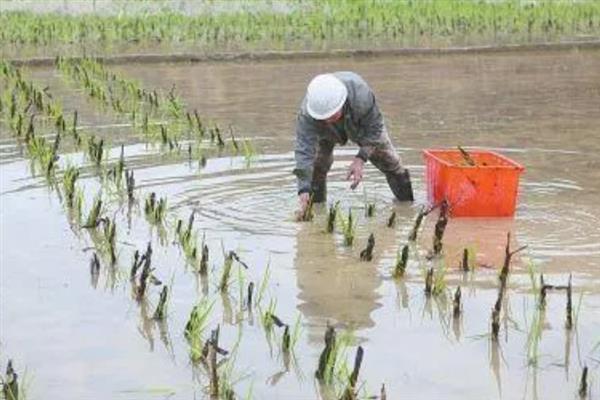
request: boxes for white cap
[306,74,348,120]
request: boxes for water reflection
[294,206,386,342]
[421,215,519,269]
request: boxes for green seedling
[289,314,303,351]
[260,298,279,338]
[339,208,356,246]
[184,298,214,362]
[84,194,103,228]
[62,165,80,208]
[316,326,336,382]
[255,263,271,308]
[219,251,235,292]
[316,327,355,385]
[526,299,544,365]
[144,192,167,225]
[229,127,239,153]
[4,1,600,53]
[106,144,126,188]
[432,265,448,296]
[177,212,198,263]
[102,217,117,264]
[242,138,257,166]
[86,135,104,166]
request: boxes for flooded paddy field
[1,48,600,399]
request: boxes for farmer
[294,71,414,218]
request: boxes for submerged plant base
[393,245,409,278]
[359,233,375,261]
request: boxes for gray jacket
[294,71,387,194]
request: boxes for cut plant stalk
[199,244,209,275]
[579,365,588,398]
[453,286,462,319]
[315,326,336,381]
[153,285,168,320]
[125,170,135,202]
[103,218,117,265]
[432,200,449,256]
[387,211,396,228]
[135,243,153,300]
[282,325,291,354]
[458,145,476,166]
[2,360,18,400]
[247,281,254,310]
[144,192,167,225]
[62,165,80,208]
[393,245,409,278]
[209,327,220,397]
[341,346,364,400]
[90,252,100,287]
[462,248,470,272]
[359,233,375,261]
[327,201,339,233]
[491,284,505,342]
[566,274,573,330]
[499,232,527,287]
[366,202,375,217]
[424,268,434,297]
[408,205,428,241]
[130,250,141,280]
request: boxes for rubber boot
[386,169,414,202]
[311,179,327,203]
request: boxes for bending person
[294,71,414,219]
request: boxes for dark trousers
[311,138,414,202]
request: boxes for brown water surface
[1,49,600,399]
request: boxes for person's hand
[346,157,365,189]
[295,192,311,221]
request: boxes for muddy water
[1,49,600,399]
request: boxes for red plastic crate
[423,149,524,217]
